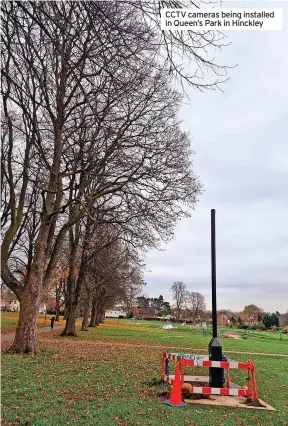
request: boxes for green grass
[1,319,288,426]
[74,319,288,355]
[1,314,19,332]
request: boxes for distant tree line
[135,295,171,316]
[229,304,284,329]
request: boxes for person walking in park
[202,322,207,336]
[50,316,55,331]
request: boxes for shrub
[249,325,265,331]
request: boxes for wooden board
[184,395,276,411]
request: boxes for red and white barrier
[183,358,250,370]
[161,351,259,401]
[165,352,209,362]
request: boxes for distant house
[105,310,127,318]
[46,298,57,311]
[163,314,174,321]
[39,303,47,314]
[136,307,158,320]
[235,312,260,326]
[217,314,230,326]
[1,290,19,311]
[155,314,174,321]
[2,299,20,312]
[217,310,233,326]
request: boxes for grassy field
[1,312,66,334]
[74,320,288,355]
[1,319,288,426]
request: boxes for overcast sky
[144,1,288,313]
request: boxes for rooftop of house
[217,311,233,317]
[138,307,158,315]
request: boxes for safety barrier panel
[161,351,259,401]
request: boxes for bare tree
[135,1,230,90]
[122,282,145,317]
[185,291,206,322]
[55,45,203,335]
[243,305,264,316]
[280,311,288,326]
[45,249,69,321]
[171,281,186,321]
[81,227,144,331]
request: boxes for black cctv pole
[208,209,223,388]
[211,209,217,338]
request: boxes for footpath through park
[1,324,64,342]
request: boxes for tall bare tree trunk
[61,268,79,336]
[88,297,97,327]
[10,280,42,354]
[96,308,101,326]
[55,280,63,322]
[81,291,91,331]
[61,222,78,337]
[61,270,85,336]
[10,218,53,353]
[61,305,77,336]
[98,306,105,324]
[55,301,60,322]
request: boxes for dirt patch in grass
[223,333,242,340]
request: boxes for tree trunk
[55,301,60,322]
[88,297,97,327]
[99,307,105,324]
[11,287,41,355]
[61,304,77,336]
[81,291,90,331]
[60,226,79,337]
[55,280,61,322]
[96,308,101,326]
[9,195,64,353]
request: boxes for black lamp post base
[208,337,223,388]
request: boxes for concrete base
[184,395,275,411]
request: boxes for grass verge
[1,319,288,426]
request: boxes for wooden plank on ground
[184,396,276,411]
